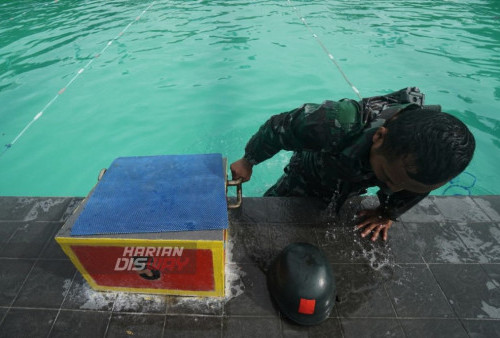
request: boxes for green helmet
[267,242,336,325]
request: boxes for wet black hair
[381,107,476,185]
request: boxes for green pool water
[1,0,499,197]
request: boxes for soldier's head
[369,107,475,193]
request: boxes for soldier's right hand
[230,158,253,183]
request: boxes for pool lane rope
[285,0,362,100]
[1,1,156,157]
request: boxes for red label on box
[71,245,215,291]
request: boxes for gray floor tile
[282,317,342,337]
[0,221,61,258]
[61,274,116,311]
[0,197,38,221]
[0,222,20,247]
[399,197,445,223]
[267,223,320,256]
[430,264,500,319]
[453,223,500,263]
[0,308,58,338]
[106,313,165,338]
[340,318,405,338]
[49,310,110,338]
[384,222,425,263]
[399,318,468,338]
[472,196,500,222]
[39,224,70,260]
[0,307,6,322]
[461,319,500,337]
[0,259,35,306]
[404,222,477,263]
[481,264,500,286]
[224,264,278,317]
[13,260,76,308]
[385,264,454,318]
[333,264,396,318]
[227,223,272,266]
[163,315,222,338]
[222,317,281,338]
[431,196,491,223]
[2,195,500,337]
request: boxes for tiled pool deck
[0,195,499,337]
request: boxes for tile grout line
[0,254,39,329]
[469,196,498,223]
[102,289,121,338]
[46,269,78,338]
[160,313,167,338]
[102,312,113,338]
[0,213,60,328]
[424,260,466,328]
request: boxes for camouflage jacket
[243,99,428,220]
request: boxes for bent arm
[244,100,361,165]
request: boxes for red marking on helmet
[298,298,316,315]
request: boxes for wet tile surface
[399,318,468,338]
[164,315,222,337]
[0,195,499,337]
[0,308,58,338]
[429,264,500,319]
[49,310,110,338]
[385,264,454,318]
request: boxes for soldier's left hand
[355,208,393,242]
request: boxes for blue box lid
[70,153,228,236]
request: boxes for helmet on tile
[267,242,336,325]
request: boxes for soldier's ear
[372,127,388,149]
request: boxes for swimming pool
[1,0,499,197]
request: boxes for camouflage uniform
[243,99,428,220]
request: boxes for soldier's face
[370,127,447,194]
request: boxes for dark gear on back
[267,243,336,326]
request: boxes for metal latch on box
[226,178,242,209]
